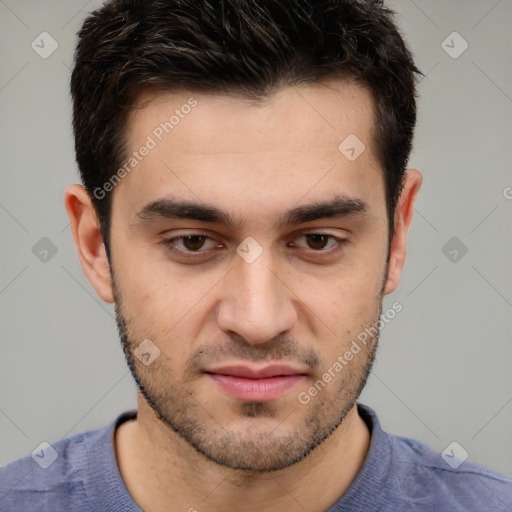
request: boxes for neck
[115,396,370,512]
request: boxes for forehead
[128,79,376,153]
[114,79,384,220]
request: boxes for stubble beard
[112,277,381,473]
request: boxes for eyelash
[160,232,348,260]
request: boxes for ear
[383,169,422,295]
[64,184,114,303]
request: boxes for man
[1,0,511,510]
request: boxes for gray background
[1,0,511,477]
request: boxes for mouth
[203,364,308,402]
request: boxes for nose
[216,248,298,345]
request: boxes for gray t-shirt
[1,403,511,511]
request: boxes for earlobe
[64,184,114,303]
[383,169,422,295]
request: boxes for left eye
[292,234,342,251]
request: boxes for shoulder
[355,404,512,512]
[0,412,131,512]
[0,430,95,511]
[388,430,512,510]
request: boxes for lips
[204,364,307,402]
[206,364,305,379]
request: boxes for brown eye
[304,234,330,250]
[181,235,208,251]
[162,234,219,257]
[292,233,346,251]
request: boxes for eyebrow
[136,194,368,229]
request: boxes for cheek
[292,254,385,338]
[115,259,217,347]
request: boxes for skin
[65,78,421,512]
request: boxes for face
[109,80,390,472]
